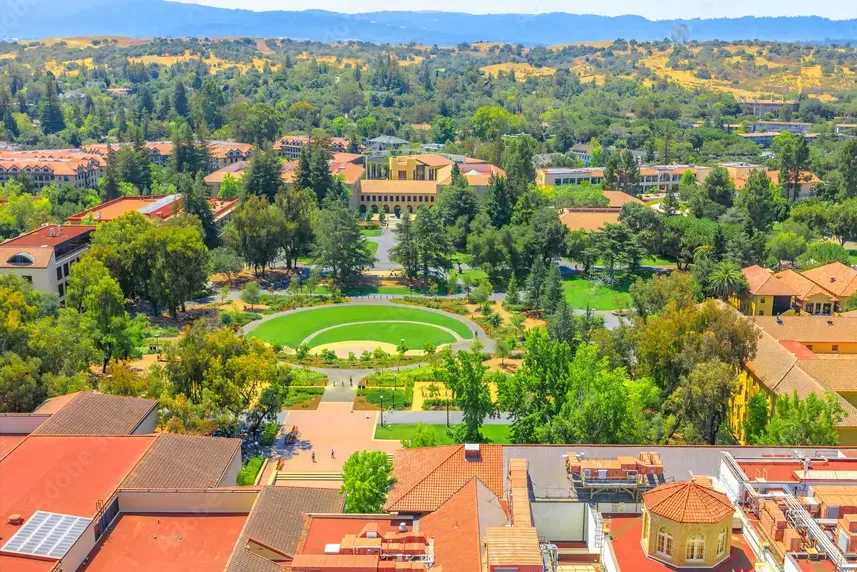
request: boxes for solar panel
[137,194,179,215]
[1,511,91,559]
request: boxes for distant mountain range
[2,0,857,45]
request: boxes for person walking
[311,451,316,463]
[331,449,335,459]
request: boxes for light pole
[379,395,384,428]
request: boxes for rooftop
[360,179,439,195]
[32,392,156,436]
[737,457,857,482]
[642,481,734,524]
[386,445,504,513]
[226,486,343,571]
[753,316,857,344]
[800,262,857,298]
[742,265,797,297]
[606,515,755,572]
[298,515,412,555]
[559,208,621,232]
[121,433,241,489]
[603,190,643,208]
[80,513,247,572]
[0,224,95,249]
[0,435,155,570]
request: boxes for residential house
[773,269,839,315]
[0,224,95,303]
[733,265,796,316]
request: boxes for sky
[171,0,857,19]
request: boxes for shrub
[237,455,264,486]
[260,422,279,446]
[296,344,310,359]
[320,348,338,363]
[220,310,261,327]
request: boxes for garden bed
[236,455,264,486]
[283,386,325,410]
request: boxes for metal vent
[1,511,91,559]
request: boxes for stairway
[274,471,343,483]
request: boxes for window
[656,528,673,558]
[686,534,705,561]
[63,263,69,277]
[760,297,766,303]
[758,311,764,316]
[833,345,840,352]
[717,529,727,557]
[7,253,34,266]
[806,303,814,314]
[57,283,65,297]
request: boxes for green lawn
[460,268,488,283]
[365,241,379,257]
[361,228,383,238]
[374,423,513,444]
[562,274,636,310]
[248,305,473,347]
[309,322,457,347]
[849,249,857,265]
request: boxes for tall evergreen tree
[483,174,512,228]
[173,79,189,117]
[244,147,284,203]
[391,214,419,277]
[39,72,65,134]
[540,264,564,315]
[525,257,547,309]
[180,174,219,249]
[100,145,122,201]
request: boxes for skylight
[1,511,91,559]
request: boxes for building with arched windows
[640,480,735,568]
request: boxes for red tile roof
[742,265,797,296]
[801,262,857,298]
[0,224,95,248]
[386,445,504,513]
[32,392,156,435]
[418,480,483,572]
[642,481,734,524]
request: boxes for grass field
[374,423,513,444]
[365,242,379,257]
[248,305,473,347]
[309,322,457,347]
[562,274,635,310]
[361,228,383,238]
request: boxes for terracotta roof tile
[418,480,483,572]
[32,392,156,435]
[226,486,343,572]
[386,445,504,513]
[122,433,240,489]
[642,481,733,524]
[801,262,857,298]
[742,265,797,296]
[774,269,837,301]
[559,208,621,232]
[602,190,643,208]
[753,316,857,344]
[797,358,857,393]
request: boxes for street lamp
[379,395,384,427]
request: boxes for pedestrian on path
[331,449,335,459]
[311,451,316,463]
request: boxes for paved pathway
[369,219,401,271]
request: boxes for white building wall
[117,489,258,513]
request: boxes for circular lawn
[248,305,473,349]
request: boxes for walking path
[370,219,400,271]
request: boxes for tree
[218,173,243,199]
[766,232,807,269]
[670,360,736,444]
[294,140,335,202]
[502,134,538,198]
[743,393,769,445]
[540,264,564,315]
[755,391,844,446]
[775,132,810,202]
[403,423,439,448]
[241,282,262,309]
[548,301,577,345]
[391,213,419,277]
[839,138,857,200]
[525,257,547,309]
[0,354,44,413]
[737,169,777,230]
[629,271,697,320]
[340,451,396,513]
[67,256,142,372]
[830,199,857,246]
[244,147,284,203]
[798,241,849,269]
[442,345,495,442]
[276,188,316,269]
[179,174,218,249]
[708,261,747,301]
[173,79,189,117]
[39,72,65,134]
[100,146,122,202]
[483,174,513,228]
[703,166,735,209]
[225,196,286,275]
[148,219,211,318]
[505,274,521,307]
[245,368,292,434]
[312,200,373,282]
[413,207,453,280]
[210,247,243,281]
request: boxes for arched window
[7,253,34,265]
[686,534,705,561]
[716,529,727,557]
[656,528,673,558]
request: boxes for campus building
[557,190,643,232]
[66,194,238,232]
[536,165,713,192]
[275,135,354,160]
[739,97,800,116]
[204,156,365,198]
[82,141,253,169]
[0,224,95,302]
[739,131,818,148]
[0,154,101,189]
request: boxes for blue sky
[171,0,857,19]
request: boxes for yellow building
[734,265,795,317]
[774,269,839,316]
[387,154,454,181]
[641,481,735,568]
[727,314,857,445]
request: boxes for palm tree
[708,261,747,301]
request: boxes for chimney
[830,276,836,282]
[464,443,481,461]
